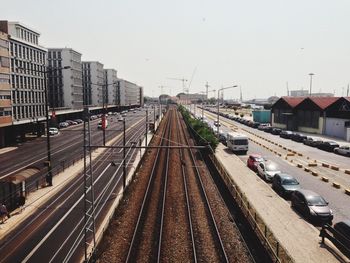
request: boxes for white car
[49,127,59,136]
[257,161,281,182]
[334,146,350,157]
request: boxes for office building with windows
[47,48,83,109]
[82,61,104,107]
[118,79,143,106]
[0,21,47,124]
[104,69,118,106]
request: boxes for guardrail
[320,224,350,259]
[209,154,293,263]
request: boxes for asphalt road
[0,108,156,179]
[0,108,157,262]
[200,108,350,224]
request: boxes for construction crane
[167,77,188,94]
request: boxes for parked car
[334,146,350,157]
[257,160,281,182]
[280,130,293,139]
[317,141,340,152]
[247,154,264,172]
[333,220,350,255]
[258,123,270,131]
[271,128,282,135]
[59,122,69,128]
[49,127,59,136]
[73,119,83,124]
[66,120,78,125]
[291,189,333,225]
[272,173,300,198]
[213,120,221,127]
[264,126,274,133]
[303,136,323,147]
[90,115,98,120]
[218,131,228,145]
[252,122,260,128]
[291,133,307,143]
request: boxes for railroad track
[126,107,172,262]
[126,107,229,262]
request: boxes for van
[226,132,248,154]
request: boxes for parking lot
[193,106,350,225]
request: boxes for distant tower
[240,86,243,102]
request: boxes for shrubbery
[178,106,218,151]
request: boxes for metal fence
[210,154,294,263]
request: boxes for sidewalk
[215,144,344,263]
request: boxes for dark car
[73,119,83,124]
[291,133,307,143]
[264,126,274,133]
[252,122,260,128]
[247,154,264,172]
[280,130,293,139]
[303,136,323,147]
[271,128,282,135]
[272,173,300,198]
[291,189,333,225]
[317,141,340,152]
[333,220,350,256]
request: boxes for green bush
[235,111,239,115]
[240,113,244,117]
[178,105,218,151]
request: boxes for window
[0,39,8,49]
[0,73,10,84]
[0,56,10,67]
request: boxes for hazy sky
[3,0,350,99]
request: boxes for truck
[226,132,249,154]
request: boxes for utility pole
[347,84,349,97]
[123,118,126,189]
[309,73,314,96]
[286,82,289,96]
[145,108,148,147]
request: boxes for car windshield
[266,163,279,171]
[234,139,248,145]
[254,157,264,162]
[282,178,299,185]
[307,196,327,206]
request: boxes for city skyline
[2,0,350,99]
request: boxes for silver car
[334,146,350,157]
[257,161,281,182]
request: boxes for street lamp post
[309,73,314,96]
[17,65,71,186]
[217,85,238,136]
[44,66,71,186]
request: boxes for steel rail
[178,110,229,262]
[175,109,198,263]
[125,110,171,262]
[156,110,172,262]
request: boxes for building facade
[104,69,118,105]
[118,79,142,106]
[82,61,104,107]
[0,31,11,128]
[271,96,350,141]
[47,48,83,109]
[0,21,47,125]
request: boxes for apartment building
[118,79,143,106]
[47,48,83,109]
[0,31,11,127]
[0,21,47,125]
[104,69,118,105]
[82,61,104,107]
